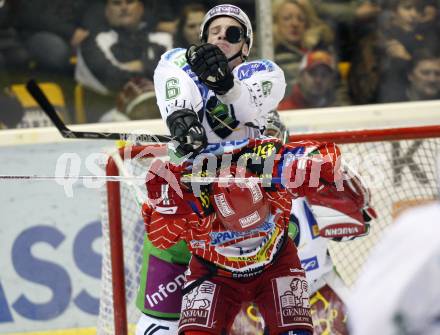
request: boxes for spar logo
[210,220,274,245]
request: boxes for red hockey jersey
[142,138,341,275]
[143,188,292,275]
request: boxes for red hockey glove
[145,159,194,217]
[282,143,341,197]
[306,170,377,240]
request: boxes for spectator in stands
[8,82,71,128]
[349,0,439,104]
[384,47,440,102]
[417,0,440,48]
[406,48,440,101]
[0,88,24,129]
[75,0,165,121]
[173,3,206,49]
[272,0,334,95]
[418,0,438,24]
[99,77,160,122]
[0,0,30,72]
[347,32,380,104]
[378,0,437,101]
[141,0,176,50]
[301,0,381,60]
[15,0,90,73]
[144,0,179,34]
[279,49,349,110]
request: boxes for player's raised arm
[306,165,377,240]
[142,160,192,249]
[274,140,342,197]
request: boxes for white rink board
[279,100,440,133]
[1,100,439,147]
[0,140,114,333]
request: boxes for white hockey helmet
[200,4,253,57]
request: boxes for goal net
[98,125,440,335]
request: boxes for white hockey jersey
[154,48,286,143]
[348,202,440,335]
[291,198,334,294]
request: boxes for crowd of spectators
[279,49,350,109]
[1,0,439,128]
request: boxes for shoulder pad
[162,48,188,68]
[234,59,276,80]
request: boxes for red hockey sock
[184,331,213,335]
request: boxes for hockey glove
[167,109,207,157]
[145,159,194,217]
[283,156,339,197]
[306,172,377,240]
[186,43,234,95]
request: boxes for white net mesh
[98,134,440,335]
[98,146,167,335]
[328,139,439,285]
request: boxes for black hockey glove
[186,43,234,95]
[166,109,207,157]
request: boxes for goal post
[99,125,440,335]
[289,124,440,143]
[100,144,167,335]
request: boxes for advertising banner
[0,140,114,333]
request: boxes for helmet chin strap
[226,39,249,63]
[227,50,243,63]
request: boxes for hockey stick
[0,175,146,181]
[25,79,173,143]
[0,174,283,184]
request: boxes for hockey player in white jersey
[135,4,286,334]
[153,4,286,155]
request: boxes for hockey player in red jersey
[142,137,370,334]
[260,113,377,334]
[262,112,376,334]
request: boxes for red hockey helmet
[211,166,270,232]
